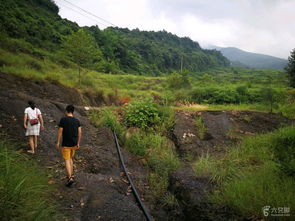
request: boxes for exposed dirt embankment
[0,72,107,107]
[173,110,294,159]
[0,72,147,221]
[169,110,294,220]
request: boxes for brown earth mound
[0,72,106,106]
[173,110,294,159]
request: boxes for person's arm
[38,114,44,130]
[77,127,82,147]
[56,127,63,150]
[23,114,28,129]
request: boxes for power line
[56,1,108,27]
[60,0,117,27]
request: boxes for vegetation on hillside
[0,134,62,221]
[90,102,181,207]
[1,43,294,117]
[0,0,229,75]
[286,48,295,88]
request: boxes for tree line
[0,0,229,75]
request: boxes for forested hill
[0,0,230,75]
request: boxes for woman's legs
[28,136,35,153]
[34,135,38,149]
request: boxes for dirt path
[0,72,147,221]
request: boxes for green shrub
[194,152,216,177]
[195,116,207,139]
[125,132,165,157]
[279,103,295,118]
[124,99,161,129]
[160,192,180,208]
[260,87,285,112]
[147,173,169,202]
[286,89,295,103]
[190,87,240,104]
[147,139,181,177]
[270,126,295,176]
[0,135,61,221]
[155,105,175,134]
[90,108,125,141]
[167,72,191,89]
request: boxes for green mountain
[0,0,229,75]
[207,45,288,70]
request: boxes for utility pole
[180,55,183,74]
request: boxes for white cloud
[54,0,295,59]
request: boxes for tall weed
[0,135,62,221]
[203,127,295,218]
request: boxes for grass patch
[0,134,62,221]
[194,152,215,177]
[194,126,295,218]
[89,107,125,142]
[195,115,207,139]
[125,132,164,157]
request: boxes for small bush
[270,126,295,176]
[125,132,165,157]
[195,116,207,139]
[160,192,180,208]
[147,173,168,202]
[167,72,191,89]
[194,152,215,177]
[279,103,295,118]
[286,89,295,103]
[155,105,175,135]
[147,139,181,177]
[90,108,125,141]
[124,98,161,129]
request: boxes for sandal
[27,150,35,154]
[66,176,75,187]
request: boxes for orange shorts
[62,147,76,160]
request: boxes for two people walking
[24,101,82,187]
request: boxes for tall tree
[62,29,103,85]
[285,48,295,88]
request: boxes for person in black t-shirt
[56,105,82,187]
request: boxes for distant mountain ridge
[206,45,288,70]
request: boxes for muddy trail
[0,72,294,221]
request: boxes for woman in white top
[23,101,44,154]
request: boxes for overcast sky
[54,0,295,59]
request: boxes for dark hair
[28,100,35,110]
[66,105,75,113]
